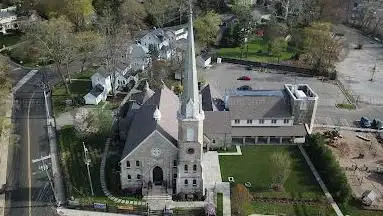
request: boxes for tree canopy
[194,11,221,49]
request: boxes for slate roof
[204,111,231,135]
[90,84,104,97]
[201,84,213,111]
[121,85,179,159]
[227,91,292,119]
[231,125,307,137]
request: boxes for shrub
[231,184,253,216]
[329,70,338,80]
[304,133,352,205]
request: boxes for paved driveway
[205,63,383,127]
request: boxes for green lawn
[336,103,356,110]
[217,39,295,63]
[217,193,223,216]
[252,201,336,216]
[0,31,23,47]
[59,126,106,197]
[341,199,383,216]
[220,146,334,215]
[52,80,92,114]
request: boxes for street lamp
[83,142,94,196]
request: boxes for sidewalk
[298,145,344,216]
[0,95,13,216]
[56,208,139,216]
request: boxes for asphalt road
[6,65,57,216]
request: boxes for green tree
[23,16,75,95]
[144,0,177,27]
[303,22,341,74]
[194,10,221,49]
[269,151,292,190]
[270,37,288,62]
[63,0,94,30]
[231,184,252,216]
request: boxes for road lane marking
[12,69,38,93]
[27,91,36,216]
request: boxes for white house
[0,7,17,34]
[129,26,188,72]
[84,64,137,105]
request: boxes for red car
[237,76,251,81]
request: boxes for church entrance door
[153,166,163,185]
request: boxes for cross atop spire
[180,0,200,119]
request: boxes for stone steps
[143,195,172,201]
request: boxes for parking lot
[205,63,383,127]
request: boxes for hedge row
[304,133,352,205]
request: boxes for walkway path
[217,145,242,156]
[202,151,231,216]
[298,145,344,216]
[56,207,139,216]
[100,138,146,206]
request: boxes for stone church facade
[119,7,205,197]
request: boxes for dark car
[237,76,251,81]
[372,119,383,130]
[237,85,252,91]
[360,117,371,128]
[246,65,253,70]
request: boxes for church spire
[180,1,200,118]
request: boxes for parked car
[237,85,252,90]
[371,119,383,130]
[360,117,371,128]
[246,65,253,70]
[237,76,251,81]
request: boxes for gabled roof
[90,84,104,97]
[201,84,213,111]
[121,85,179,160]
[204,111,231,135]
[227,90,292,119]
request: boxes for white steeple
[179,2,202,119]
[153,107,161,122]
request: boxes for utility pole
[369,63,376,81]
[83,142,94,196]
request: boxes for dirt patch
[315,129,383,209]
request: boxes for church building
[119,6,205,197]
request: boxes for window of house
[300,101,308,110]
[259,119,264,124]
[137,174,141,179]
[234,119,240,124]
[187,148,195,154]
[193,164,197,172]
[184,164,188,173]
[136,160,140,167]
[247,119,253,124]
[271,119,277,124]
[127,174,131,180]
[126,161,130,168]
[173,160,177,167]
[212,139,216,144]
[193,179,197,186]
[173,174,177,178]
[184,179,188,185]
[284,119,289,124]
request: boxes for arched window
[184,179,188,185]
[193,164,197,172]
[137,174,141,179]
[186,128,194,141]
[136,160,140,166]
[127,175,131,180]
[173,160,177,167]
[184,164,188,173]
[126,161,130,168]
[193,179,197,186]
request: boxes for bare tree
[269,151,291,190]
[231,184,252,216]
[76,31,103,73]
[23,16,75,95]
[98,8,131,96]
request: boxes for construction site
[317,129,383,210]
